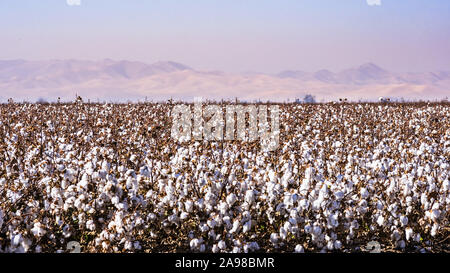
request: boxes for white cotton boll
[168,214,178,224]
[223,216,232,229]
[190,238,200,250]
[360,187,369,199]
[405,227,413,241]
[78,176,89,189]
[61,179,68,190]
[135,217,144,226]
[133,241,141,250]
[283,195,292,207]
[391,229,401,241]
[94,238,102,246]
[431,202,439,211]
[376,200,384,210]
[268,170,277,182]
[31,222,46,237]
[334,240,342,250]
[130,154,137,163]
[184,200,194,213]
[124,241,133,250]
[270,233,279,244]
[304,224,312,234]
[212,244,219,253]
[230,220,240,234]
[204,191,215,204]
[284,221,292,233]
[218,201,229,215]
[74,198,83,210]
[312,199,322,211]
[245,190,255,204]
[294,244,304,253]
[226,193,237,206]
[377,215,385,226]
[62,225,71,238]
[327,241,334,251]
[199,244,206,252]
[420,193,427,206]
[126,177,137,190]
[327,212,339,228]
[300,178,310,192]
[101,161,110,171]
[275,203,285,212]
[431,209,440,222]
[218,240,226,250]
[64,169,75,182]
[288,217,297,226]
[291,193,299,203]
[101,241,109,249]
[243,220,252,233]
[117,202,127,210]
[414,234,422,243]
[400,215,408,227]
[242,211,252,222]
[443,180,449,191]
[241,242,251,253]
[86,220,96,231]
[243,244,250,253]
[430,203,440,222]
[344,209,354,220]
[207,219,217,229]
[334,191,344,200]
[299,199,309,211]
[249,241,260,251]
[147,213,156,221]
[430,223,439,237]
[35,245,42,253]
[180,212,189,220]
[12,234,23,246]
[279,227,288,240]
[111,196,119,205]
[397,240,406,249]
[312,225,322,236]
[0,210,4,228]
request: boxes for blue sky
[1,0,449,73]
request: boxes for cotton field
[0,101,449,253]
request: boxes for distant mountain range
[277,63,450,85]
[0,60,448,102]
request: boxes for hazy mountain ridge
[277,63,450,85]
[0,60,448,102]
[0,59,191,82]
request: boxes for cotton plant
[0,101,448,253]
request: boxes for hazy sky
[1,0,449,73]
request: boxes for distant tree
[37,97,48,104]
[303,94,316,104]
